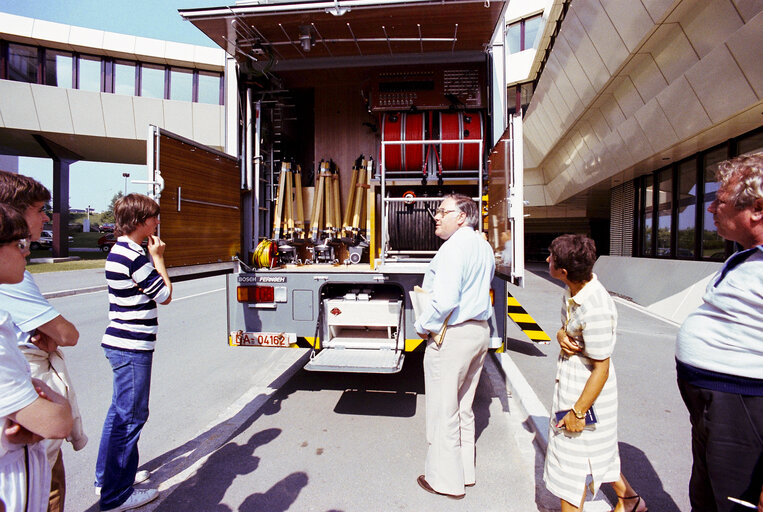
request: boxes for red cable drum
[438,111,483,171]
[381,112,426,172]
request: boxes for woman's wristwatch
[572,406,586,420]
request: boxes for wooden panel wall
[156,133,241,268]
[283,68,379,215]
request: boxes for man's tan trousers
[423,319,489,495]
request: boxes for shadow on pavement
[601,442,682,512]
[156,428,282,511]
[505,336,548,357]
[238,471,310,512]
[473,369,494,442]
[81,356,305,512]
[334,389,417,417]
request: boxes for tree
[101,192,123,223]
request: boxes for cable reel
[252,239,278,268]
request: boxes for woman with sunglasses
[0,203,73,512]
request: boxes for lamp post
[85,204,92,232]
[122,173,130,195]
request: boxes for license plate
[230,331,296,347]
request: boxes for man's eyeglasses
[435,208,459,217]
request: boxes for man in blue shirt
[414,194,495,500]
[675,152,763,512]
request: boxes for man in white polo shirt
[675,152,763,512]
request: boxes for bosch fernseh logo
[330,307,342,316]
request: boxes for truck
[147,0,527,373]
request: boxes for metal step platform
[304,347,405,373]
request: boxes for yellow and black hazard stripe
[506,291,551,343]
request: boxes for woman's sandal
[616,495,648,512]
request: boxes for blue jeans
[95,346,153,511]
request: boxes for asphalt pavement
[33,267,108,297]
[30,264,693,511]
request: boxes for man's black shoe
[417,475,465,500]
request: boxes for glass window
[506,22,521,54]
[169,67,193,102]
[78,55,102,92]
[8,43,38,83]
[44,50,73,88]
[642,176,653,256]
[676,159,697,258]
[140,64,165,99]
[506,14,543,54]
[738,130,763,156]
[656,168,672,257]
[702,147,727,260]
[114,60,136,96]
[524,14,542,50]
[197,71,222,105]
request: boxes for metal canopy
[179,0,505,67]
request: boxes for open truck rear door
[487,114,524,287]
[146,125,241,278]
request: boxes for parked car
[31,230,74,250]
[97,233,117,252]
[99,223,115,232]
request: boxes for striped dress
[544,274,620,505]
[102,237,169,351]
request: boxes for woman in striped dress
[543,235,645,512]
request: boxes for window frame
[506,13,543,54]
[1,39,223,106]
[633,127,763,261]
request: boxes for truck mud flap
[304,348,404,374]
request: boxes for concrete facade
[523,0,763,209]
[0,12,226,163]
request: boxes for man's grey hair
[717,151,763,208]
[445,193,480,229]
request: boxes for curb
[491,351,614,510]
[43,285,108,299]
[491,351,551,450]
[30,256,81,263]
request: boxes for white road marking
[172,287,225,302]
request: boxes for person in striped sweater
[94,194,172,512]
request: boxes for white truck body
[149,0,525,372]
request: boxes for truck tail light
[489,288,494,305]
[238,286,274,303]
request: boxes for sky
[0,0,222,211]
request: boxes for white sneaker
[95,470,151,495]
[106,488,158,511]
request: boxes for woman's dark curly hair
[549,234,597,283]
